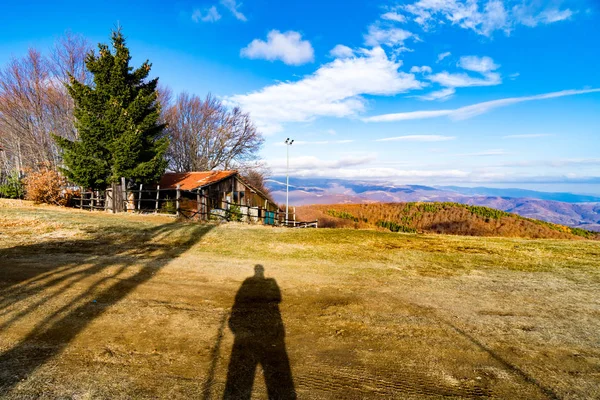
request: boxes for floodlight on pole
[285,138,294,224]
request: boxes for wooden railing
[68,181,318,228]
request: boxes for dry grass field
[1,199,599,399]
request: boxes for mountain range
[266,177,600,232]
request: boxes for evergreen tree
[54,29,168,189]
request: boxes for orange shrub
[24,167,67,205]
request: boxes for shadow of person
[223,265,296,400]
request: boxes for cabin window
[232,191,245,204]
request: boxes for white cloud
[458,55,499,73]
[363,88,600,122]
[192,6,221,22]
[330,44,354,59]
[220,0,247,21]
[502,134,554,139]
[416,87,456,101]
[403,0,576,36]
[437,51,451,62]
[410,65,433,73]
[428,71,501,87]
[364,24,415,48]
[241,30,314,66]
[375,135,456,142]
[228,47,423,134]
[509,72,520,80]
[381,11,407,23]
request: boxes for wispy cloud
[502,134,554,139]
[458,55,499,73]
[454,149,507,157]
[269,155,375,170]
[514,5,574,27]
[381,11,407,23]
[415,87,456,101]
[410,65,432,73]
[363,88,600,122]
[220,0,247,21]
[375,135,455,142]
[500,158,600,167]
[428,71,501,88]
[273,140,354,146]
[241,30,314,65]
[192,6,221,22]
[270,165,471,180]
[437,51,451,62]
[364,24,416,49]
[427,55,501,90]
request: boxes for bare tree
[238,161,274,200]
[164,92,264,172]
[0,32,91,174]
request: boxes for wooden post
[138,184,143,211]
[196,190,201,220]
[201,189,207,220]
[155,185,160,213]
[293,207,296,227]
[79,187,83,209]
[111,182,117,213]
[121,177,127,212]
[176,184,180,217]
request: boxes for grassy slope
[296,202,599,239]
[1,200,600,399]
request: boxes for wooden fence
[70,181,317,228]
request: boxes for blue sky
[1,0,599,193]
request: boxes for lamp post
[284,138,294,224]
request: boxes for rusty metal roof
[159,171,237,190]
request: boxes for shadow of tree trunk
[0,221,213,394]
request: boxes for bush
[226,204,243,222]
[0,171,25,199]
[161,196,176,214]
[24,168,67,205]
[326,209,367,223]
[376,220,417,233]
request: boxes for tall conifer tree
[54,29,168,189]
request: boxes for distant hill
[267,178,600,232]
[296,203,599,240]
[437,186,600,203]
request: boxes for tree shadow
[223,265,296,400]
[0,221,213,394]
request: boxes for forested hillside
[296,202,599,239]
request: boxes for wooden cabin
[158,170,279,222]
